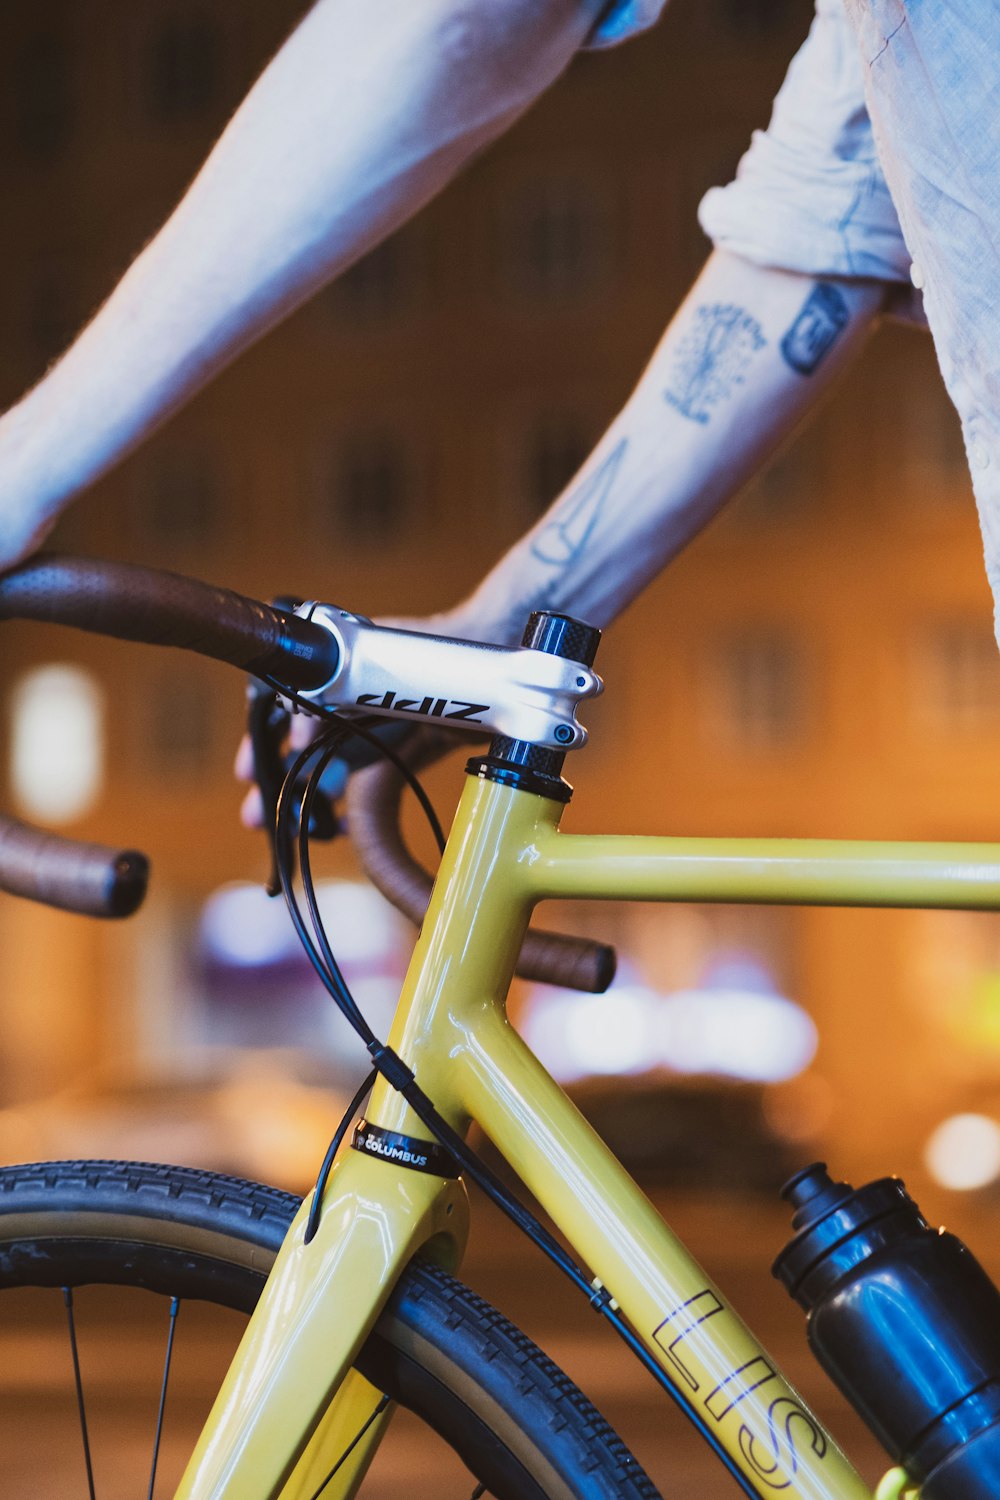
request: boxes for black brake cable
[270,700,763,1500]
[303,1066,376,1246]
[271,705,446,1042]
[298,727,388,1006]
[261,680,447,850]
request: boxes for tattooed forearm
[780,283,849,374]
[663,304,766,425]
[530,437,628,567]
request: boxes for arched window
[326,429,416,545]
[14,32,74,157]
[8,665,104,823]
[145,14,222,124]
[498,174,614,304]
[708,631,806,749]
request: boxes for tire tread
[0,1161,662,1499]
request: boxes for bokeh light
[9,664,104,823]
[925,1113,1000,1191]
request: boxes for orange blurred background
[1,0,998,1245]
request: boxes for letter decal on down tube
[739,1396,827,1489]
[652,1289,724,1391]
[704,1358,779,1421]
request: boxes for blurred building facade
[1,0,999,1202]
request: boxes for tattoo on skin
[530,437,628,567]
[664,304,766,425]
[780,283,849,375]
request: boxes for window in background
[8,665,104,824]
[323,231,421,326]
[324,429,416,545]
[707,631,806,749]
[914,620,1000,733]
[900,377,970,503]
[132,443,221,549]
[519,412,596,516]
[497,173,614,304]
[27,257,83,365]
[714,0,809,40]
[679,130,749,279]
[14,32,74,158]
[145,668,214,777]
[144,13,222,124]
[727,436,821,530]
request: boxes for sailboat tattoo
[530,438,628,566]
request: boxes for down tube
[460,1009,871,1498]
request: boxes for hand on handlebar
[0,554,614,989]
[235,700,332,831]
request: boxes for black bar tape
[0,816,149,918]
[0,555,338,692]
[347,735,617,993]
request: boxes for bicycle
[1,552,1000,1499]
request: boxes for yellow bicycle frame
[175,770,1000,1499]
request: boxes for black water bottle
[773,1162,1000,1498]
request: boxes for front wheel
[0,1160,661,1498]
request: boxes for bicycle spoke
[307,1393,391,1500]
[147,1295,180,1500]
[62,1287,97,1500]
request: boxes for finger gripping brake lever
[246,680,339,897]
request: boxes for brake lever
[247,680,291,897]
[246,680,338,898]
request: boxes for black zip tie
[367,1044,415,1095]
